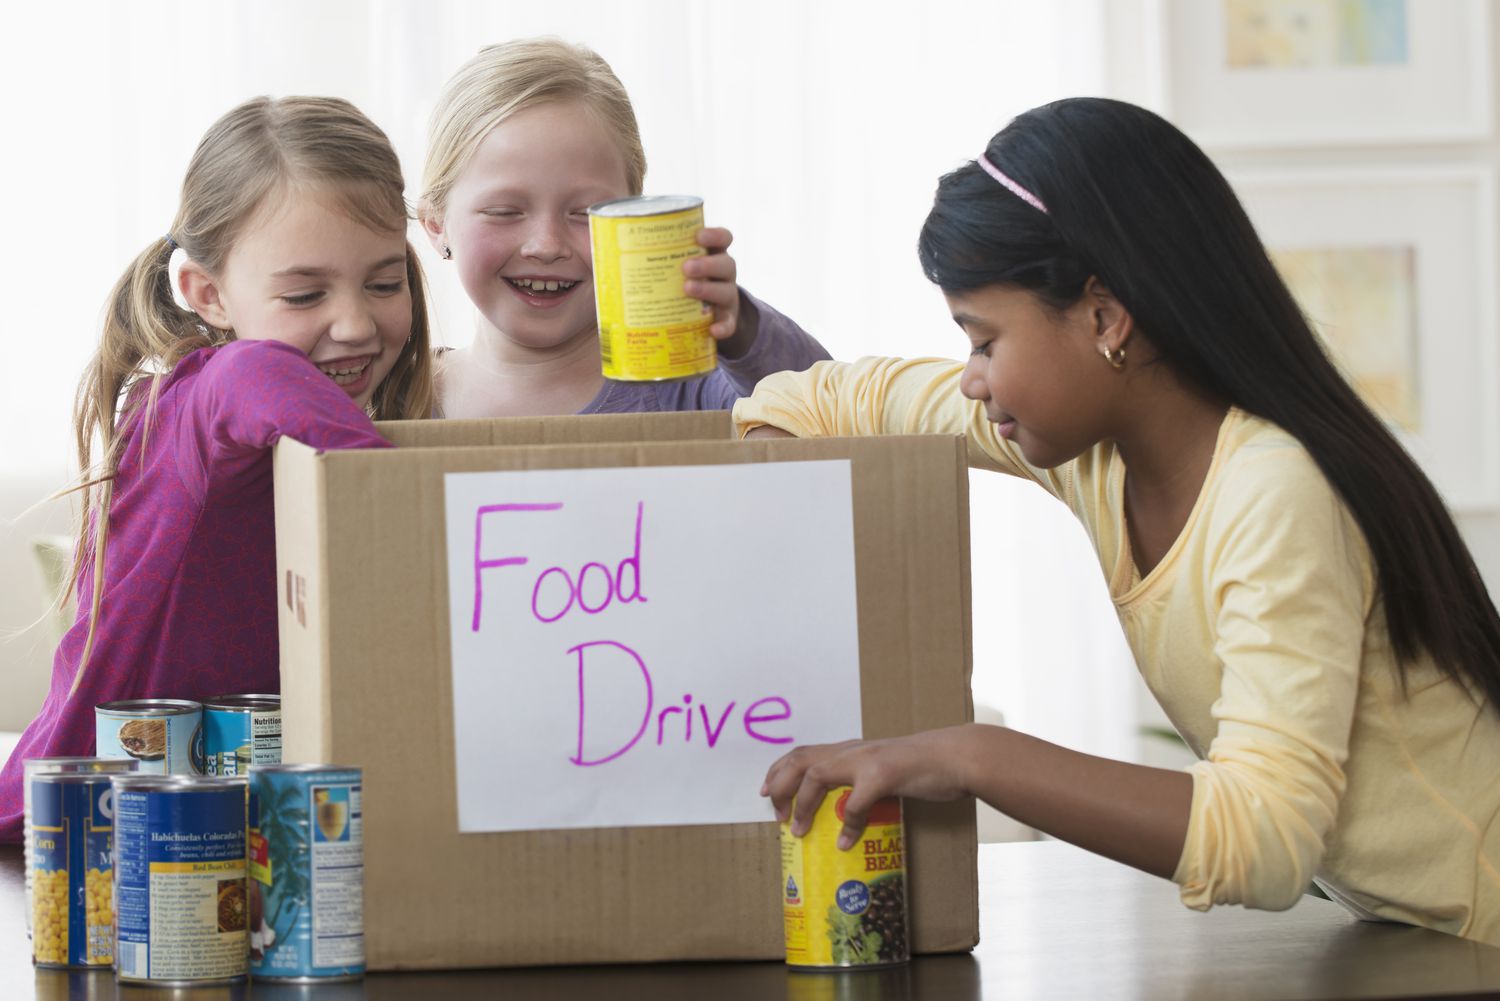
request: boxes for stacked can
[248,764,364,981]
[202,694,281,775]
[95,699,204,774]
[22,757,137,939]
[781,787,909,970]
[28,765,136,967]
[111,774,248,986]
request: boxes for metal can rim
[587,194,703,218]
[110,773,246,791]
[23,756,140,772]
[96,699,203,716]
[250,972,366,983]
[202,694,281,711]
[247,763,359,776]
[28,770,121,786]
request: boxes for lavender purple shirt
[0,340,389,840]
[582,292,830,412]
[436,290,831,416]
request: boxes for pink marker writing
[470,501,648,630]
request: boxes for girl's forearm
[960,723,1193,880]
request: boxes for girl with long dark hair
[742,97,1500,946]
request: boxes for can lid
[30,770,123,786]
[247,763,360,776]
[588,194,703,218]
[111,773,246,791]
[96,699,203,716]
[24,756,140,774]
[202,694,281,711]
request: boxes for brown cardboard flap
[275,429,976,969]
[378,410,733,449]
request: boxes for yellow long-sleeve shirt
[733,355,1500,946]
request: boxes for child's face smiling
[201,191,412,409]
[431,99,631,354]
[950,283,1119,469]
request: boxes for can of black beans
[780,787,909,969]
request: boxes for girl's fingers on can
[789,770,835,837]
[686,251,737,283]
[696,225,734,251]
[836,783,885,851]
[763,749,806,820]
[684,277,736,305]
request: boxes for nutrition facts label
[251,711,282,763]
[311,784,364,968]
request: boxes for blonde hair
[68,95,434,690]
[420,37,647,223]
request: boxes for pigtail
[67,236,214,694]
[62,94,437,697]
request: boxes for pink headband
[977,154,1048,214]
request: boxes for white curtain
[0,0,1139,762]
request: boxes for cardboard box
[273,411,977,970]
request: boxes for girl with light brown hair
[0,95,432,839]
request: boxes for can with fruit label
[247,764,364,982]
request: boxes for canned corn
[22,757,137,938]
[781,788,909,969]
[28,771,121,967]
[588,194,716,382]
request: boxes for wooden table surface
[5,839,1499,1000]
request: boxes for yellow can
[588,195,716,381]
[781,787,909,969]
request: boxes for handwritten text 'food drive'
[469,501,794,765]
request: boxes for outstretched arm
[763,724,1192,880]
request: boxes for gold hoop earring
[442,245,452,260]
[1103,346,1126,370]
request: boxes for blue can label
[204,706,282,776]
[113,785,247,982]
[249,769,364,978]
[29,777,114,967]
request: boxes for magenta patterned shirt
[0,339,389,839]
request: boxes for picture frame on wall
[1229,165,1500,511]
[1154,0,1493,147]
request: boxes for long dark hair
[918,96,1500,709]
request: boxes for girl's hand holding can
[683,226,743,345]
[761,726,978,850]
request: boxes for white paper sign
[444,461,862,833]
